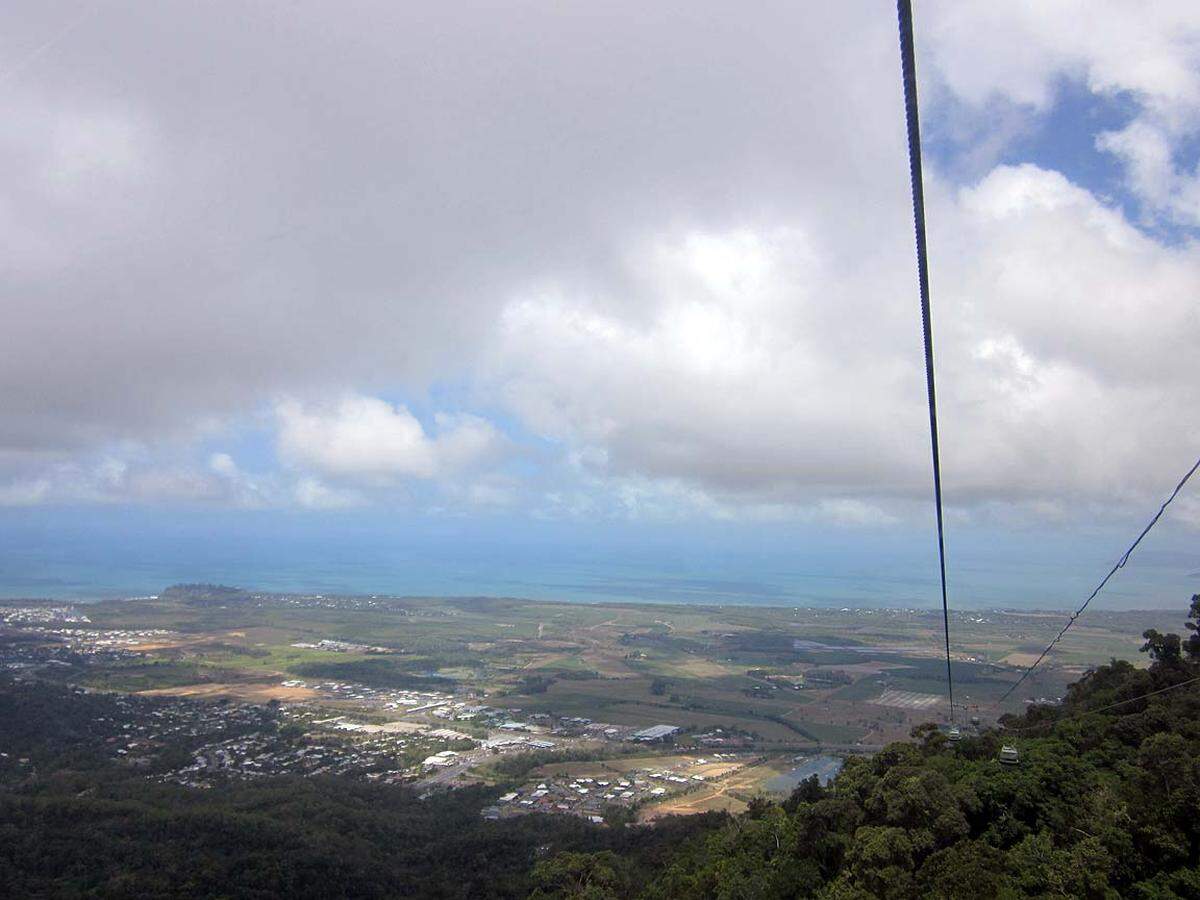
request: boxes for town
[2,591,1149,825]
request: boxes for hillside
[1,597,1198,898]
[534,595,1200,898]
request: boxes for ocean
[0,507,1195,609]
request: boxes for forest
[533,595,1200,899]
[2,596,1200,898]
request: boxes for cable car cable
[897,0,955,722]
[1000,453,1200,702]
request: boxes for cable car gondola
[998,745,1019,766]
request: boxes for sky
[1,1,1199,607]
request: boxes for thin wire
[1001,674,1200,734]
[897,0,955,722]
[1001,454,1200,702]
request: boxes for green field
[8,587,1180,751]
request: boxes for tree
[1140,629,1182,665]
[529,851,632,899]
[1184,594,1200,661]
[783,774,825,811]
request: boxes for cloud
[293,477,364,510]
[0,450,279,509]
[275,395,502,484]
[0,457,225,507]
[0,0,905,461]
[489,165,1200,512]
[922,1,1200,113]
[0,478,51,507]
[1,1,1199,525]
[817,499,899,528]
[921,0,1200,225]
[1097,119,1200,226]
[0,402,506,510]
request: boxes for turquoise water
[0,507,1194,609]
[0,544,934,607]
[0,508,940,605]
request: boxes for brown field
[579,651,642,678]
[127,630,256,652]
[807,661,900,677]
[126,640,188,651]
[139,682,319,702]
[666,657,740,678]
[531,753,746,782]
[641,787,749,820]
[639,756,787,821]
[1000,652,1042,667]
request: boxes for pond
[764,754,844,793]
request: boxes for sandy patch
[1001,652,1042,667]
[641,787,748,820]
[138,682,318,702]
[670,658,739,678]
[126,640,189,651]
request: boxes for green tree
[530,851,632,899]
[1140,629,1182,665]
[1184,594,1200,661]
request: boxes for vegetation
[535,594,1200,898]
[160,583,251,606]
[483,746,646,782]
[0,675,719,898]
[0,778,719,899]
[3,596,1199,897]
[291,657,456,690]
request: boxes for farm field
[2,586,1178,756]
[1,586,1186,829]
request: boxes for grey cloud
[2,1,1199,521]
[1,0,904,461]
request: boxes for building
[422,750,458,768]
[631,724,679,742]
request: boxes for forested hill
[532,595,1200,899]
[3,598,1200,898]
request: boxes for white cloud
[275,395,502,484]
[0,477,51,506]
[817,499,899,528]
[208,452,238,478]
[1,1,1199,529]
[1097,119,1200,226]
[922,0,1200,225]
[0,452,278,509]
[924,1,1200,112]
[488,164,1200,516]
[293,477,363,510]
[205,452,275,508]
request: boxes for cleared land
[139,682,320,702]
[638,756,799,821]
[870,689,943,710]
[5,591,1178,757]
